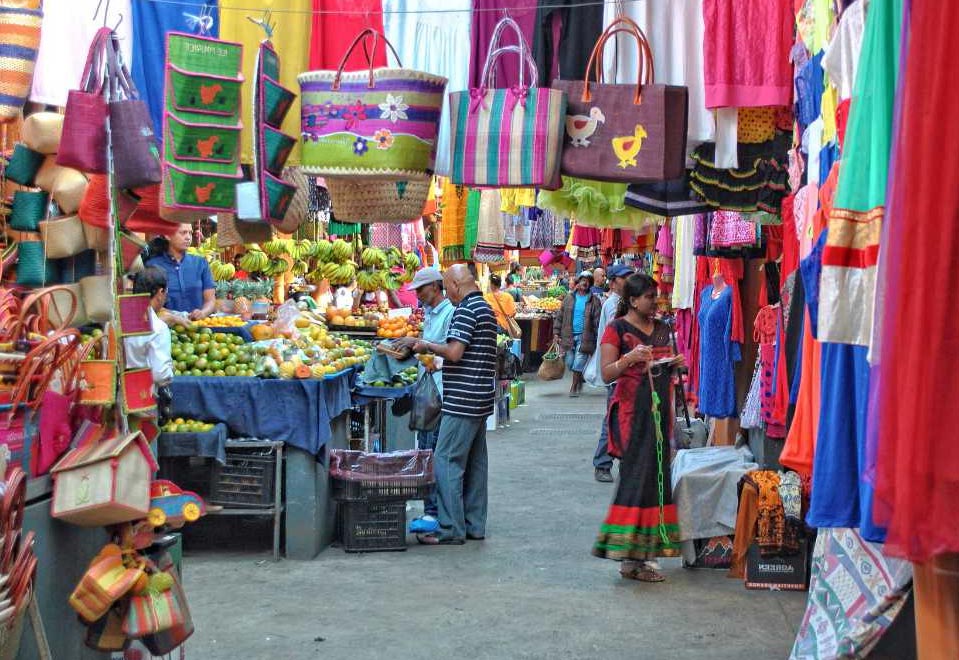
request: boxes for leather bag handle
[581,17,655,104]
[331,28,402,91]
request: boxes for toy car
[147,480,207,528]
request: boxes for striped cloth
[442,291,498,418]
[0,4,42,120]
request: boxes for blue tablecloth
[157,422,228,464]
[170,374,353,455]
[352,384,415,407]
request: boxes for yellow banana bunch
[291,260,309,276]
[239,250,270,273]
[361,247,387,268]
[315,239,333,263]
[331,239,353,263]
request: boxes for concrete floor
[182,376,806,660]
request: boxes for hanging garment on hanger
[671,216,697,310]
[468,0,537,90]
[695,284,741,418]
[131,1,217,149]
[383,0,470,176]
[603,0,714,154]
[32,0,133,107]
[533,0,604,85]
[702,0,794,108]
[822,0,865,101]
[819,0,903,347]
[309,0,386,70]
[219,0,310,167]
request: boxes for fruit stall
[515,289,565,371]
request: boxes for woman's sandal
[620,564,666,583]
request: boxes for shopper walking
[395,267,455,535]
[413,264,498,545]
[591,266,607,297]
[485,274,517,333]
[584,264,634,483]
[593,274,684,582]
[554,271,602,397]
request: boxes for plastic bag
[408,372,442,432]
[272,299,301,339]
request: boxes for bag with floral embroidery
[298,29,448,180]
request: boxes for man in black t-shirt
[413,265,498,545]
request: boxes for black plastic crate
[158,457,215,498]
[210,446,278,508]
[329,450,434,502]
[338,499,407,552]
[349,406,366,439]
[332,478,432,502]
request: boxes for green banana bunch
[361,247,387,269]
[315,239,333,263]
[291,260,309,277]
[210,260,236,281]
[331,239,353,263]
[404,253,421,271]
[239,250,270,273]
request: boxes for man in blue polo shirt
[412,264,498,545]
[146,224,216,320]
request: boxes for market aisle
[182,378,805,659]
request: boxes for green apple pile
[161,418,216,433]
[367,365,419,388]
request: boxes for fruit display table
[157,421,229,464]
[170,374,352,455]
[169,373,355,558]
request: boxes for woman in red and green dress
[593,273,683,582]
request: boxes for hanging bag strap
[581,16,655,104]
[479,16,538,90]
[78,27,113,96]
[331,29,403,91]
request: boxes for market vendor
[145,224,215,321]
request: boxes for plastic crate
[338,499,407,552]
[210,444,279,508]
[329,449,433,501]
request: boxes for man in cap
[395,266,454,534]
[585,263,635,482]
[412,264,498,545]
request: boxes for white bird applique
[565,107,606,147]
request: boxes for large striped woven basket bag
[298,29,448,180]
[0,1,42,122]
[448,17,567,189]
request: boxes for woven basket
[79,275,113,323]
[20,112,62,154]
[39,215,86,258]
[274,167,308,234]
[4,143,44,186]
[33,155,61,190]
[219,212,272,245]
[9,190,48,231]
[0,3,42,122]
[325,178,429,224]
[51,168,89,214]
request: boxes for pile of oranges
[377,317,418,338]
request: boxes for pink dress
[702,0,795,108]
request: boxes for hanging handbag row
[446,15,688,189]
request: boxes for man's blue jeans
[434,413,488,541]
[593,385,615,470]
[417,425,440,517]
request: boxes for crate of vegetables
[329,449,433,501]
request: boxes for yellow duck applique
[612,124,648,168]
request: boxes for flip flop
[416,533,464,546]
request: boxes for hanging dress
[309,0,386,70]
[593,318,681,561]
[696,285,741,418]
[220,0,310,166]
[818,0,903,346]
[383,0,471,176]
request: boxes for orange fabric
[779,312,821,478]
[485,291,515,331]
[728,481,758,579]
[914,554,959,660]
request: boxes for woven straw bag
[219,212,272,246]
[80,275,113,323]
[20,112,63,154]
[0,2,42,121]
[325,178,429,224]
[51,169,90,214]
[39,215,86,258]
[274,167,308,234]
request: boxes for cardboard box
[745,538,810,591]
[684,535,735,569]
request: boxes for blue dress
[696,286,741,418]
